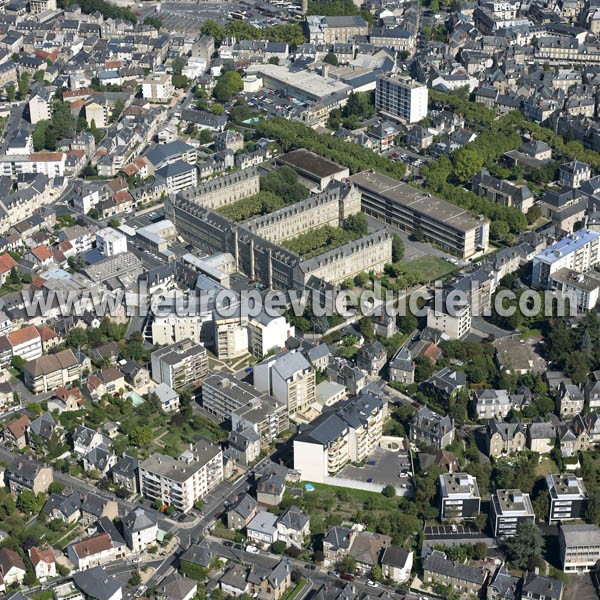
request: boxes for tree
[6,84,15,102]
[32,121,48,152]
[533,489,550,522]
[210,103,225,116]
[200,19,225,44]
[271,541,286,554]
[171,56,185,77]
[382,485,396,498]
[49,481,65,494]
[34,70,45,83]
[129,425,153,446]
[491,220,510,240]
[8,267,19,285]
[128,571,142,587]
[268,56,280,65]
[143,15,162,29]
[18,71,30,99]
[17,490,46,514]
[10,355,26,372]
[505,520,545,570]
[199,129,213,145]
[340,555,356,574]
[371,565,383,581]
[358,318,375,343]
[213,71,243,103]
[392,234,405,263]
[452,147,484,184]
[473,542,488,560]
[343,212,368,235]
[323,52,339,66]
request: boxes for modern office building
[490,489,535,537]
[375,76,428,123]
[559,524,600,572]
[546,474,588,523]
[349,171,490,258]
[439,473,481,521]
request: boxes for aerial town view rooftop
[0,0,600,598]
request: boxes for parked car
[366,580,379,588]
[245,545,260,554]
[340,573,355,582]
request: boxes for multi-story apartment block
[0,325,43,366]
[293,392,385,482]
[22,349,82,394]
[559,524,600,573]
[532,229,600,289]
[231,396,289,448]
[155,160,198,194]
[375,76,428,123]
[151,315,204,346]
[439,473,481,521]
[491,489,535,537]
[96,227,127,257]
[139,441,223,513]
[247,313,295,358]
[28,86,54,124]
[254,350,315,418]
[142,73,175,103]
[546,474,588,523]
[150,339,208,391]
[350,171,490,259]
[213,313,249,359]
[427,298,472,340]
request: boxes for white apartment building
[0,152,66,178]
[150,339,209,391]
[293,393,385,483]
[96,227,128,257]
[28,88,54,124]
[559,524,600,573]
[247,313,295,358]
[375,76,428,123]
[0,325,43,365]
[532,229,600,289]
[142,73,175,103]
[139,441,223,513]
[254,350,315,418]
[151,315,205,346]
[427,298,472,339]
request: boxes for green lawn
[535,458,559,477]
[400,255,457,281]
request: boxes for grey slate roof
[73,566,123,600]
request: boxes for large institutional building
[349,170,490,259]
[165,176,392,288]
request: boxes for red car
[340,574,355,582]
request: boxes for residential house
[246,511,279,548]
[156,573,198,600]
[3,414,30,449]
[6,458,52,496]
[28,546,56,582]
[276,506,310,550]
[486,419,526,458]
[67,533,127,571]
[72,566,124,600]
[410,406,455,450]
[380,546,413,584]
[521,573,563,600]
[558,382,584,417]
[122,507,158,553]
[356,341,387,376]
[227,494,258,530]
[111,454,139,494]
[0,548,26,586]
[422,550,488,598]
[474,389,512,420]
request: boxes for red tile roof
[29,546,55,566]
[0,253,17,275]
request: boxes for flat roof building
[276,150,349,189]
[559,523,600,572]
[439,473,481,521]
[546,474,588,523]
[349,170,489,258]
[490,489,535,537]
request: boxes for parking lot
[337,447,412,488]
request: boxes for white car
[245,545,260,554]
[366,581,379,588]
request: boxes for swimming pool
[126,391,145,406]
